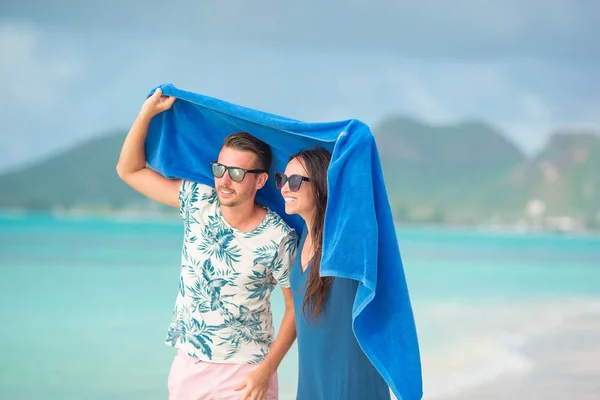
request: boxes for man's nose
[219,170,233,185]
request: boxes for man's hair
[223,132,272,173]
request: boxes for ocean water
[1,214,599,399]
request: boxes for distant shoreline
[1,208,598,237]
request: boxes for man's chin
[218,196,240,208]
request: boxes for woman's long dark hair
[290,147,332,321]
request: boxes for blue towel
[145,83,423,400]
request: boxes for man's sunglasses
[275,172,311,192]
[210,162,266,183]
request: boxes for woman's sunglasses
[210,162,266,183]
[275,172,311,192]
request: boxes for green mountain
[0,120,598,228]
[0,133,149,211]
[372,117,526,221]
[502,132,600,218]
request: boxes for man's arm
[235,287,296,400]
[116,88,180,208]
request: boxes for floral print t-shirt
[165,180,298,364]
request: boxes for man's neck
[221,200,264,232]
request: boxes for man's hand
[231,286,295,399]
[140,87,176,119]
[234,366,272,400]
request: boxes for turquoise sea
[1,214,599,399]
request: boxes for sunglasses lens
[211,163,225,178]
[229,168,245,182]
[289,175,303,192]
[275,173,286,190]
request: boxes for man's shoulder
[265,211,300,255]
[264,208,296,236]
[244,207,296,244]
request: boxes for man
[116,88,298,400]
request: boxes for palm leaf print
[271,257,289,283]
[283,233,299,254]
[253,241,279,266]
[200,189,218,204]
[165,304,183,346]
[245,268,274,301]
[178,275,185,297]
[248,348,270,364]
[180,182,200,229]
[197,216,241,268]
[165,306,221,360]
[183,318,217,359]
[184,280,212,314]
[184,259,238,313]
[217,304,269,357]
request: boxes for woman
[276,148,391,400]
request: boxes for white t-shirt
[165,180,298,364]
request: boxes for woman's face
[279,157,315,217]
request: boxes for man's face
[213,147,267,208]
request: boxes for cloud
[0,21,83,111]
[0,20,85,170]
[0,4,598,170]
[520,93,552,123]
[4,0,599,60]
[386,73,452,123]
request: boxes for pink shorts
[168,349,279,400]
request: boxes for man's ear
[256,172,268,190]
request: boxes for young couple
[117,89,390,399]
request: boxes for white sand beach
[442,311,600,400]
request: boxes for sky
[1,0,599,171]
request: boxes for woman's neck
[300,210,315,237]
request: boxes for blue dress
[291,230,391,400]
